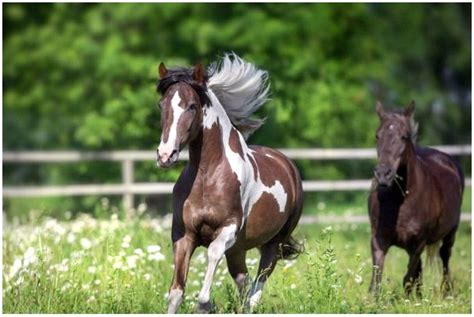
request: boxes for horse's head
[374,100,417,187]
[156,62,207,168]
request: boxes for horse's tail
[278,236,304,260]
[425,241,442,268]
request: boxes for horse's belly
[237,191,290,249]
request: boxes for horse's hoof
[196,301,213,313]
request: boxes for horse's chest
[393,205,430,246]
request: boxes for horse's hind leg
[225,249,250,301]
[440,226,458,294]
[248,242,279,310]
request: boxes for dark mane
[157,67,211,106]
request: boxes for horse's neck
[189,93,248,171]
[401,142,418,191]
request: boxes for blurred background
[3,3,471,221]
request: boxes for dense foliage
[3,3,471,212]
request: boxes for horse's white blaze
[167,288,184,314]
[198,224,237,306]
[158,91,184,160]
[205,90,288,227]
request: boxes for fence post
[122,159,134,218]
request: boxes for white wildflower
[134,248,144,257]
[126,255,139,269]
[354,274,363,285]
[80,238,92,250]
[61,282,72,292]
[148,252,165,262]
[147,245,161,253]
[88,266,97,274]
[23,247,37,266]
[8,258,22,281]
[113,261,123,270]
[290,283,296,289]
[144,273,151,281]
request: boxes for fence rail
[3,145,471,211]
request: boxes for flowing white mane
[207,53,270,138]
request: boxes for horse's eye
[188,104,197,113]
[402,135,409,141]
[375,134,379,140]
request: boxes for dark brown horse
[156,54,303,313]
[368,101,464,296]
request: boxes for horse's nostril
[384,169,392,177]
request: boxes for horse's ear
[375,100,385,119]
[158,62,168,79]
[193,63,205,85]
[404,100,415,117]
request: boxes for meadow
[2,201,471,314]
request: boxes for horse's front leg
[197,224,238,313]
[168,237,196,314]
[404,244,425,297]
[369,236,389,296]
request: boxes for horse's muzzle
[374,164,395,187]
[157,149,179,168]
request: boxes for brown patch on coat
[229,128,245,159]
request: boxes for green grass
[3,207,471,313]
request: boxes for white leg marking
[198,224,237,306]
[249,281,265,308]
[167,288,184,314]
[158,91,184,160]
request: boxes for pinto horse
[368,101,464,296]
[156,54,303,313]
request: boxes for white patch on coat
[204,90,288,227]
[158,91,184,159]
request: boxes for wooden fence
[3,145,471,213]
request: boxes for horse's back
[417,146,464,196]
[416,146,464,238]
